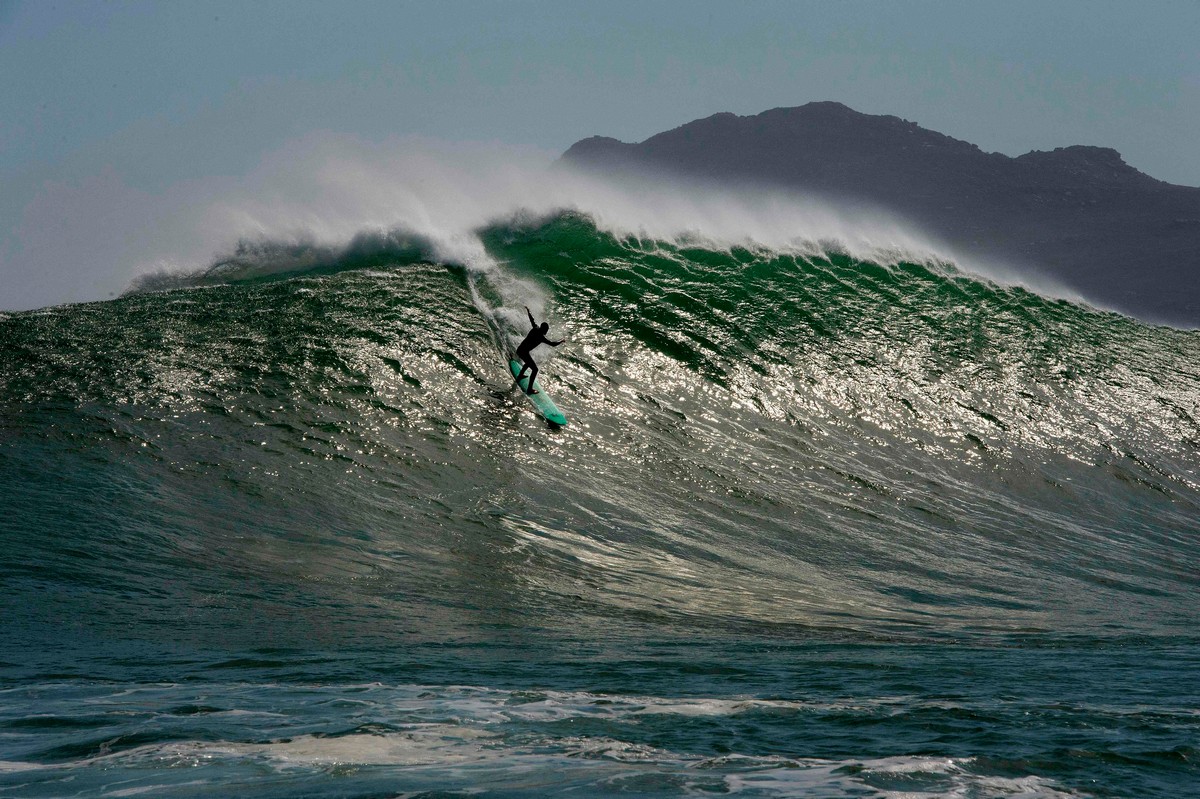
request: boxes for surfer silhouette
[515,306,564,395]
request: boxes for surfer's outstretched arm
[524,306,536,328]
[549,339,565,347]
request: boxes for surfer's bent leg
[516,351,539,394]
[515,350,532,380]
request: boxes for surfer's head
[539,322,549,333]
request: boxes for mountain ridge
[561,102,1200,325]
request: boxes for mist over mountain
[562,102,1200,326]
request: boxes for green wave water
[1,212,1198,797]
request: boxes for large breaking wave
[4,209,1198,643]
[3,151,1200,796]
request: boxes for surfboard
[509,359,568,426]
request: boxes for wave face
[2,212,1199,797]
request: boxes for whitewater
[1,143,1198,798]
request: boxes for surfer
[515,306,564,395]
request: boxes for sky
[2,0,1198,311]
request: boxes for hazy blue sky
[3,0,1198,309]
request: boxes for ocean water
[1,212,1198,797]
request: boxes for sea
[1,207,1198,798]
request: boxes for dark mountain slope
[562,102,1200,325]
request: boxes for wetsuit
[515,308,564,394]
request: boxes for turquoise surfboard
[509,359,568,426]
